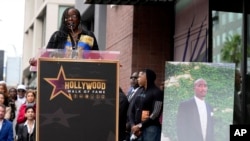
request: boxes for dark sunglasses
[130,76,138,79]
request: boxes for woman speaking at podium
[46,7,99,51]
[29,7,99,65]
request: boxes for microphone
[68,23,75,34]
[68,23,78,58]
[68,23,76,50]
[67,23,74,27]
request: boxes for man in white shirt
[176,78,214,141]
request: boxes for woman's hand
[29,58,37,66]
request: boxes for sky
[0,0,25,58]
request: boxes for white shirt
[17,97,26,105]
[24,120,35,134]
[194,96,207,141]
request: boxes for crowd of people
[0,69,242,141]
[0,82,36,141]
[0,69,162,141]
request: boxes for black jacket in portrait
[176,98,214,141]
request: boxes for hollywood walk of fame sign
[36,54,119,141]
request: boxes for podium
[36,49,120,141]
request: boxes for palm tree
[221,34,241,67]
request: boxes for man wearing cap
[15,84,27,135]
[16,85,26,105]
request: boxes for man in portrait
[176,78,214,141]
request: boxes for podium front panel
[37,58,119,141]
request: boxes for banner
[161,62,235,141]
[37,58,119,141]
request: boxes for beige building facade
[22,0,75,87]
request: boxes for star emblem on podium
[40,108,79,127]
[44,66,73,101]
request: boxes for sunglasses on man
[18,90,26,92]
[130,76,138,79]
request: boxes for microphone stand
[70,25,78,59]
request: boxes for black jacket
[119,88,129,141]
[17,123,36,141]
[46,30,99,50]
[128,69,163,129]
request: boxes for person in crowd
[16,106,36,141]
[128,69,163,141]
[8,88,17,102]
[126,72,140,140]
[15,84,27,126]
[16,85,26,105]
[0,83,16,122]
[8,87,18,138]
[119,87,129,141]
[9,87,17,116]
[17,90,36,124]
[0,104,14,141]
[0,83,8,97]
[127,72,139,103]
[0,83,9,106]
[7,88,17,122]
[176,78,214,141]
[0,93,11,120]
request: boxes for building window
[228,13,234,23]
[216,35,220,46]
[237,27,242,35]
[222,32,227,43]
[221,13,227,25]
[228,30,234,36]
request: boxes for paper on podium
[29,49,120,72]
